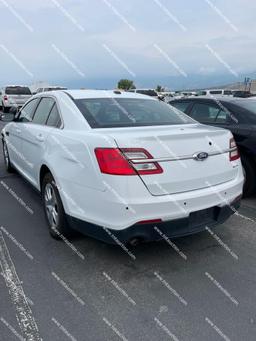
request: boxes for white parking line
[0,232,41,341]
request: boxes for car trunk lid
[98,124,239,196]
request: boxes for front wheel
[241,154,256,197]
[42,173,72,239]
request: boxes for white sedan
[1,90,244,245]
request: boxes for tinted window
[190,103,220,123]
[75,98,194,128]
[6,86,31,95]
[198,91,207,96]
[137,90,158,97]
[209,90,222,95]
[18,99,39,123]
[215,109,230,123]
[32,98,55,125]
[46,104,61,127]
[223,90,232,95]
[170,101,191,113]
[44,87,67,91]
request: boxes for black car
[169,97,256,196]
[233,91,254,98]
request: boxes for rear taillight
[3,95,8,101]
[121,148,163,175]
[229,138,240,161]
[95,148,163,176]
[95,148,136,175]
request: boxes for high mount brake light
[95,148,163,176]
[229,138,240,161]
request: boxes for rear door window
[32,97,55,125]
[46,104,61,127]
[190,103,220,123]
[215,109,231,123]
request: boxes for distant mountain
[40,71,256,92]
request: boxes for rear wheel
[241,154,256,197]
[2,105,8,113]
[2,140,14,172]
[42,173,72,239]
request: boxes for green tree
[156,85,164,92]
[117,79,136,90]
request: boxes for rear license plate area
[189,207,217,227]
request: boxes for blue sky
[0,0,255,89]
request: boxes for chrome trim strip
[130,147,237,164]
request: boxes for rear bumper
[61,169,244,232]
[67,198,241,245]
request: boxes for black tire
[2,140,14,173]
[3,105,8,113]
[42,173,72,239]
[241,154,256,197]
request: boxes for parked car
[197,89,233,96]
[1,90,243,244]
[232,90,254,98]
[36,86,67,94]
[169,97,256,196]
[127,88,159,99]
[0,85,32,112]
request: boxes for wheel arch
[39,164,69,213]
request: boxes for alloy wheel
[44,183,59,229]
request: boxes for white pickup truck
[0,85,32,112]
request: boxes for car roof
[170,96,256,104]
[62,89,157,100]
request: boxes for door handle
[36,134,45,142]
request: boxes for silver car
[1,85,32,112]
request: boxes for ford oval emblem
[193,152,209,161]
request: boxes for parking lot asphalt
[0,119,256,341]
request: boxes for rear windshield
[75,98,195,128]
[5,86,31,95]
